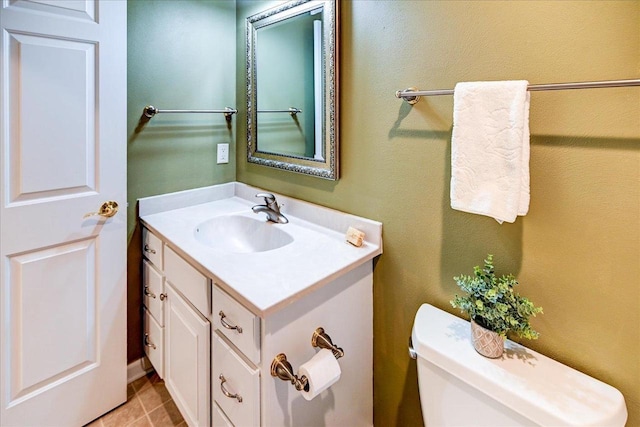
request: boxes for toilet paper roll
[298,349,341,401]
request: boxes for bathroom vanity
[139,182,382,427]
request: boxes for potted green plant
[450,254,543,358]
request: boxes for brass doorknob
[84,201,119,219]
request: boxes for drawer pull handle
[144,286,156,299]
[144,244,157,254]
[219,311,243,333]
[219,374,243,403]
[144,333,157,350]
[160,293,167,301]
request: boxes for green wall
[236,1,640,425]
[127,1,639,424]
[126,0,236,362]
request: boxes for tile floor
[85,372,185,427]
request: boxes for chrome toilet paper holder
[270,327,344,390]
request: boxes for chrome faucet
[252,193,288,224]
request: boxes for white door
[0,0,127,425]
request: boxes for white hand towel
[450,80,530,223]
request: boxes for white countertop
[139,182,383,317]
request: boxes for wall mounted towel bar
[395,78,640,105]
[257,107,302,116]
[143,105,238,118]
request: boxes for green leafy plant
[450,254,543,340]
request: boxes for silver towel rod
[143,105,238,118]
[257,107,302,116]
[395,78,640,105]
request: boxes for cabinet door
[165,283,210,427]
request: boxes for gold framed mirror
[246,0,339,180]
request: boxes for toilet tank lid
[411,304,627,427]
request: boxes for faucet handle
[255,192,276,204]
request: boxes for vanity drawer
[142,227,163,269]
[213,334,260,427]
[143,260,164,325]
[143,307,164,378]
[213,286,260,364]
[164,246,211,317]
[213,402,234,427]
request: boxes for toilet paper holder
[270,327,344,391]
[271,353,310,391]
[311,327,344,359]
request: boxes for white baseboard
[127,357,153,384]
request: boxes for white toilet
[410,304,627,426]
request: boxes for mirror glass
[247,0,338,180]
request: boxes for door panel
[8,239,97,401]
[0,0,126,425]
[7,0,96,22]
[7,32,96,202]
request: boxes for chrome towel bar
[257,107,302,116]
[143,105,238,118]
[395,78,640,105]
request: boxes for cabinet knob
[219,311,243,333]
[143,244,157,254]
[219,374,243,403]
[159,293,167,301]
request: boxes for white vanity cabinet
[139,182,383,427]
[141,229,213,427]
[142,234,375,427]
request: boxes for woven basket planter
[470,319,504,358]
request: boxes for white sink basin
[194,215,293,253]
[140,183,383,315]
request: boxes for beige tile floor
[85,372,185,427]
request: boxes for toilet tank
[411,304,627,426]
